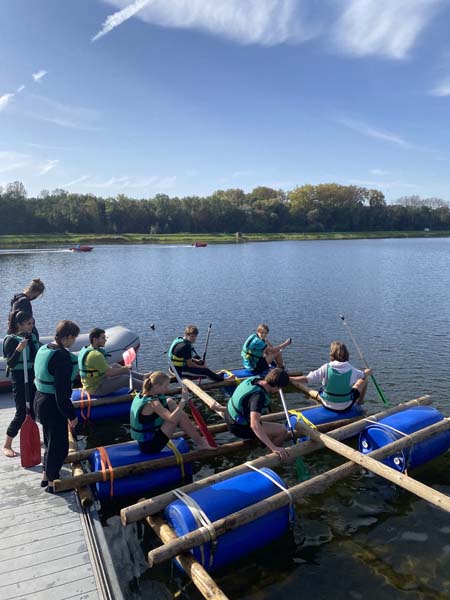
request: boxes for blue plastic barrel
[90,438,192,500]
[164,467,291,573]
[72,386,131,422]
[359,406,450,472]
[288,404,364,432]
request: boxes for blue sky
[1,0,450,202]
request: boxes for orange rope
[97,446,114,497]
[79,388,92,421]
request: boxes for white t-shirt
[306,360,365,387]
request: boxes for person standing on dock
[78,327,149,395]
[130,371,214,453]
[9,278,45,337]
[2,310,40,458]
[225,368,291,459]
[34,320,80,493]
[290,341,371,411]
[241,323,292,373]
[169,325,225,382]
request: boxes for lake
[1,239,450,599]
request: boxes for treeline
[1,180,449,235]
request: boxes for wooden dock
[0,393,122,600]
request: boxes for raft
[90,438,192,500]
[288,403,364,432]
[359,406,450,472]
[0,325,140,390]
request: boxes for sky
[1,0,450,202]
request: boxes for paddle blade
[20,415,41,468]
[189,400,217,448]
[295,456,310,482]
[123,347,136,367]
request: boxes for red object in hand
[123,347,136,367]
[20,414,41,468]
[189,400,217,448]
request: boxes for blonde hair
[184,325,199,336]
[142,371,170,396]
[24,278,45,297]
[329,341,349,362]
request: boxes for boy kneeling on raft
[225,368,291,459]
[130,371,214,453]
[290,341,371,412]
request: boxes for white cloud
[61,175,91,187]
[0,93,15,112]
[32,70,48,83]
[337,116,411,148]
[27,95,100,130]
[333,0,442,59]
[431,76,450,97]
[370,169,391,176]
[0,150,59,176]
[0,151,31,173]
[37,159,59,175]
[94,0,315,46]
[232,170,255,178]
[349,178,420,190]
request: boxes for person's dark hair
[184,325,199,336]
[24,278,45,297]
[329,341,349,362]
[89,327,105,344]
[7,310,33,335]
[265,368,290,388]
[54,320,80,345]
[257,323,269,335]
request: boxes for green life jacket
[78,345,108,379]
[320,364,353,404]
[130,393,168,442]
[227,377,270,426]
[169,337,191,368]
[2,333,40,372]
[241,333,266,369]
[34,345,79,394]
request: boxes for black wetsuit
[171,339,224,382]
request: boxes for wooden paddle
[123,346,137,391]
[20,341,41,468]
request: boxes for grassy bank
[0,230,449,248]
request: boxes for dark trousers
[176,365,224,382]
[34,393,69,481]
[6,372,35,438]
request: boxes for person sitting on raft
[130,371,214,453]
[78,327,149,396]
[225,368,291,459]
[2,310,41,457]
[241,323,292,374]
[290,341,371,412]
[9,278,45,337]
[169,325,225,382]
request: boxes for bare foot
[2,447,18,458]
[196,440,216,451]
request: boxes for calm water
[1,239,450,599]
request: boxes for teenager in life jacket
[130,371,214,453]
[78,327,149,395]
[9,278,45,337]
[169,325,225,382]
[290,341,371,412]
[2,310,41,457]
[241,323,292,374]
[225,368,291,459]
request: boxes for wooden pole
[70,370,305,410]
[182,379,225,416]
[147,515,229,600]
[120,395,431,525]
[291,381,321,403]
[147,416,450,566]
[68,429,94,508]
[54,439,256,492]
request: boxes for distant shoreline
[0,231,449,248]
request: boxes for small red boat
[70,245,94,252]
[192,242,208,248]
